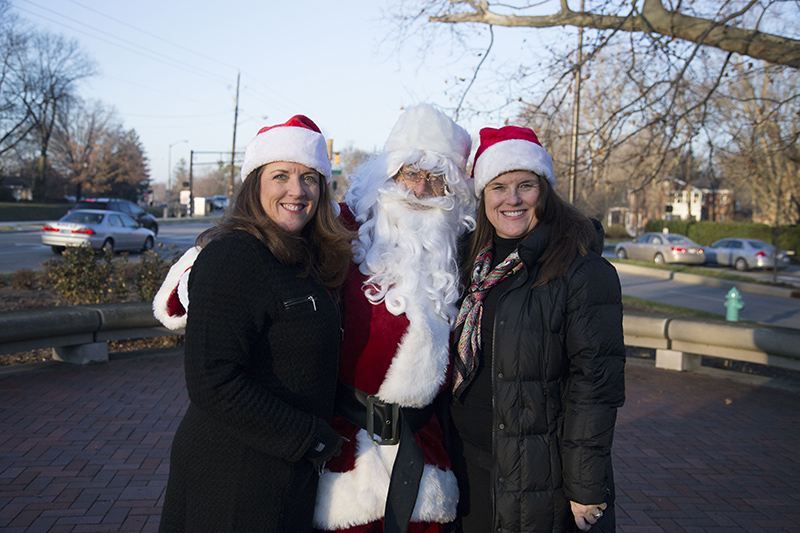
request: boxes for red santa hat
[240,115,332,182]
[471,125,555,197]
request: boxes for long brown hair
[462,173,599,288]
[197,166,353,288]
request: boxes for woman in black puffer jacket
[449,124,626,533]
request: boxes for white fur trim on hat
[384,104,472,173]
[472,138,555,197]
[152,246,200,330]
[240,115,332,182]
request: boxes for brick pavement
[1,351,799,532]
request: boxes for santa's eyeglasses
[396,168,447,192]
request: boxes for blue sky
[10,0,530,185]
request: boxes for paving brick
[2,352,800,532]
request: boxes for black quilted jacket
[454,225,626,533]
[159,231,341,532]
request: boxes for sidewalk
[1,351,798,532]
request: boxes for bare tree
[51,99,117,200]
[192,162,229,198]
[0,0,34,159]
[389,0,799,218]
[714,63,799,227]
[332,145,373,201]
[424,0,800,68]
[11,28,96,199]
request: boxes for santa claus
[316,104,474,533]
[153,104,475,533]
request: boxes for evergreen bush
[42,243,182,305]
[134,244,182,302]
[44,246,130,305]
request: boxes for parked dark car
[70,198,158,235]
[615,232,706,265]
[42,209,155,254]
[705,238,791,271]
[212,195,229,211]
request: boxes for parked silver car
[71,198,158,235]
[42,209,156,254]
[615,232,706,265]
[705,238,791,271]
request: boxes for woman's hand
[304,423,344,473]
[570,501,608,531]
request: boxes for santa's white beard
[353,186,464,324]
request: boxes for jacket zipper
[491,262,531,531]
[283,294,317,311]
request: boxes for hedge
[0,202,71,222]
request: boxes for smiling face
[258,161,320,233]
[483,170,541,239]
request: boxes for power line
[63,0,240,72]
[124,111,232,119]
[15,0,233,85]
[14,0,311,128]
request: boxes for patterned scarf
[453,239,523,393]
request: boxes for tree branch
[431,0,800,68]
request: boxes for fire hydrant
[724,287,744,321]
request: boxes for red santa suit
[311,206,458,533]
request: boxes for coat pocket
[283,294,317,311]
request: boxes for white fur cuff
[152,246,200,330]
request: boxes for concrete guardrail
[624,311,800,372]
[0,303,799,373]
[0,302,181,364]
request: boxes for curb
[612,261,800,300]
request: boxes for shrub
[44,246,130,305]
[134,244,182,302]
[644,219,693,236]
[11,269,36,290]
[604,224,631,240]
[42,243,183,305]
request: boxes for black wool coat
[159,231,341,533]
[453,225,626,533]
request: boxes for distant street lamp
[168,140,188,191]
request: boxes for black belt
[334,382,435,533]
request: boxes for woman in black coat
[159,115,353,533]
[449,125,626,533]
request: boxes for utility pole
[189,150,194,217]
[569,0,585,205]
[229,72,240,200]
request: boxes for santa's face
[395,165,447,199]
[484,170,541,239]
[258,161,320,233]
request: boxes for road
[617,270,800,329]
[0,220,212,274]
[2,224,798,329]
